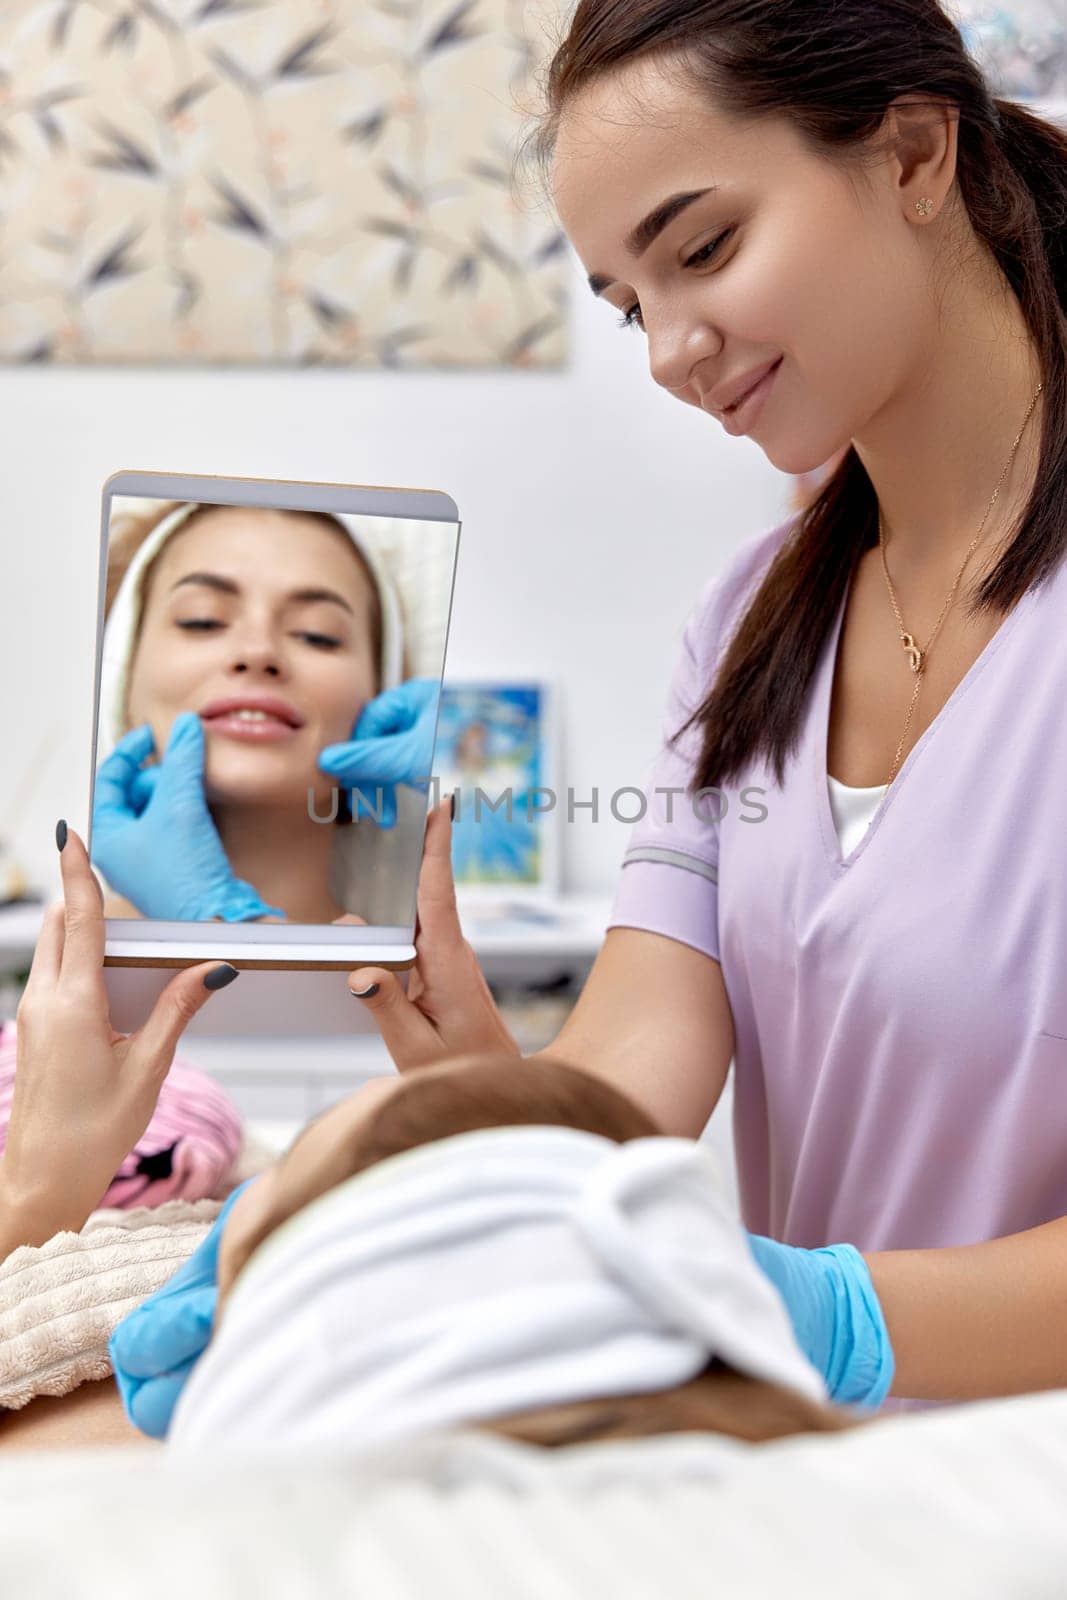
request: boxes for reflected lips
[199,694,305,744]
[720,357,783,437]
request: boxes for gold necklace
[878,379,1043,786]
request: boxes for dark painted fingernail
[204,963,240,991]
[55,819,67,852]
[450,789,456,821]
[351,982,379,998]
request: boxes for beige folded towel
[0,1198,222,1410]
[0,1126,280,1411]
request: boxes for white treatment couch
[1,1387,1066,1599]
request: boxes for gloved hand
[318,677,440,828]
[91,713,285,922]
[746,1234,894,1409]
[109,1176,261,1438]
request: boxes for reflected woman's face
[125,508,379,810]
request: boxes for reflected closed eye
[175,619,344,649]
[296,633,344,650]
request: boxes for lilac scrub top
[607,511,1067,1254]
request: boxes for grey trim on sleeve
[621,847,718,885]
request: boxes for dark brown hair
[484,1359,858,1446]
[524,0,1067,789]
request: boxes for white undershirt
[827,773,888,858]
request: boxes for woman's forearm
[867,1214,1067,1400]
[0,1160,94,1263]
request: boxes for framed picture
[435,681,559,901]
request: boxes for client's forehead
[151,508,372,601]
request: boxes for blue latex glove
[318,677,440,828]
[91,712,285,922]
[109,1176,261,1438]
[746,1234,895,1409]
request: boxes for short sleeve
[606,580,725,962]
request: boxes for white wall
[1,243,792,904]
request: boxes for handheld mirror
[89,470,460,971]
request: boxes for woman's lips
[202,711,300,744]
[199,695,305,745]
[720,356,783,437]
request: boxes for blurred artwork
[0,0,567,366]
[951,1,1067,101]
[435,683,558,895]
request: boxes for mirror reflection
[91,497,458,926]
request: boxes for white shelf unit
[0,903,46,958]
[0,894,616,1124]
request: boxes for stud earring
[914,197,934,217]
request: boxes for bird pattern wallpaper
[0,0,568,366]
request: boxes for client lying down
[1,822,857,1452]
[108,1052,856,1453]
[4,1054,857,1451]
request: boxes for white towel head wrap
[97,500,404,756]
[168,1125,826,1456]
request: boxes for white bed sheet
[0,1387,1065,1598]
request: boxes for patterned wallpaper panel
[0,0,568,366]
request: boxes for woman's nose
[232,658,281,677]
[228,636,285,678]
[648,319,721,399]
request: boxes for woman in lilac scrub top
[345,3,1067,1409]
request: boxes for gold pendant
[900,631,923,673]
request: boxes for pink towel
[0,1019,243,1209]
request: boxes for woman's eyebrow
[170,572,237,597]
[587,187,716,296]
[169,572,355,615]
[288,586,355,615]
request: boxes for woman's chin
[204,769,320,811]
[201,735,330,804]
